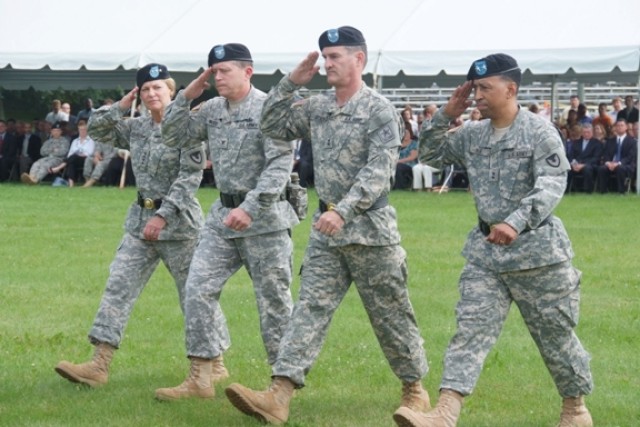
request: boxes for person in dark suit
[292,138,314,188]
[597,119,637,194]
[0,119,19,181]
[567,124,602,193]
[16,121,43,178]
[616,96,639,124]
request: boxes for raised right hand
[443,80,474,119]
[183,68,213,101]
[119,87,138,112]
[289,52,321,86]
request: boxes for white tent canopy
[1,0,639,90]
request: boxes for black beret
[208,43,253,67]
[467,53,521,84]
[51,121,63,129]
[136,63,170,89]
[318,26,366,50]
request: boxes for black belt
[320,196,388,213]
[137,191,162,210]
[220,192,247,208]
[478,217,550,236]
[220,191,286,208]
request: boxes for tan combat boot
[55,342,115,387]
[155,357,214,401]
[211,354,229,383]
[82,178,97,188]
[393,388,463,427]
[397,381,431,413]
[557,396,593,427]
[225,376,295,425]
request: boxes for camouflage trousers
[30,156,64,181]
[89,233,200,348]
[83,154,115,181]
[441,260,593,397]
[184,226,293,363]
[272,238,428,387]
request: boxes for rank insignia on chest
[490,169,499,181]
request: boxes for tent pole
[551,75,557,124]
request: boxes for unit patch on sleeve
[545,153,560,167]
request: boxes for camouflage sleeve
[333,104,401,224]
[260,75,311,142]
[156,142,205,224]
[161,91,201,148]
[503,127,569,233]
[418,108,465,168]
[87,102,132,149]
[239,134,293,220]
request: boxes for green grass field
[0,184,638,427]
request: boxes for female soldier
[54,64,227,394]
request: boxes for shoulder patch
[190,150,203,164]
[545,153,560,167]
[377,125,394,143]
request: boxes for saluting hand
[444,80,474,119]
[290,52,321,86]
[119,87,138,112]
[183,67,213,101]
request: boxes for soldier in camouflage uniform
[54,63,217,390]
[393,54,593,427]
[154,43,299,401]
[20,121,69,184]
[82,140,117,187]
[225,26,430,426]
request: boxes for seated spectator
[393,124,418,190]
[592,102,613,136]
[629,121,639,139]
[16,121,42,179]
[292,138,313,188]
[577,103,592,125]
[617,95,639,124]
[82,140,117,187]
[102,149,135,187]
[21,122,70,185]
[464,107,482,125]
[76,98,96,122]
[50,120,95,187]
[45,100,67,125]
[412,159,440,191]
[597,119,637,194]
[593,123,608,144]
[0,119,19,181]
[567,124,602,193]
[402,105,419,136]
[608,96,623,123]
[563,124,582,160]
[61,102,78,128]
[566,109,579,129]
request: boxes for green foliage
[0,185,638,426]
[1,88,125,121]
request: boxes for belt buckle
[326,202,336,211]
[143,198,155,209]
